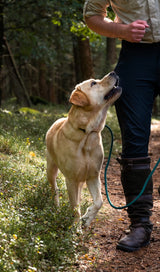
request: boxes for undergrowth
[0,100,121,272]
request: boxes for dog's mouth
[104,77,122,101]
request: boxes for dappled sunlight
[151,119,160,132]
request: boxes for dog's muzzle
[104,76,122,100]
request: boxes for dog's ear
[69,87,90,107]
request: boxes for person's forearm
[85,16,149,43]
[85,15,126,39]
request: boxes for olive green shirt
[83,0,160,43]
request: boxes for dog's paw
[76,225,83,235]
[81,216,91,228]
[68,220,83,235]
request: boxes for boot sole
[116,240,150,252]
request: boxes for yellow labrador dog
[46,71,121,227]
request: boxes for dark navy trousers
[115,40,160,158]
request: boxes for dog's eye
[91,81,97,87]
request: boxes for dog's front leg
[82,176,103,227]
[66,179,84,223]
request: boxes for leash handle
[104,124,160,210]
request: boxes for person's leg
[114,41,157,252]
[116,157,153,252]
[115,41,156,158]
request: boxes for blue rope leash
[104,124,160,210]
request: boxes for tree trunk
[48,67,57,104]
[0,2,4,106]
[78,36,94,80]
[4,38,31,106]
[73,35,94,83]
[72,35,82,83]
[106,37,117,71]
[38,62,48,100]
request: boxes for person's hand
[124,20,149,42]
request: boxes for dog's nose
[109,71,116,77]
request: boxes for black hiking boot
[117,221,152,252]
[116,157,153,252]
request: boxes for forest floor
[78,119,160,272]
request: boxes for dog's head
[69,72,122,108]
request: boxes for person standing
[83,0,160,252]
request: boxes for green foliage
[4,0,62,63]
[0,104,79,271]
[0,101,121,271]
[70,21,102,43]
[107,6,115,21]
[3,0,106,64]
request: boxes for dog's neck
[67,104,109,134]
[86,105,109,133]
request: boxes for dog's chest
[57,132,103,181]
[82,132,101,151]
[80,132,103,169]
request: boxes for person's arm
[85,15,149,43]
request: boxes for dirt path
[79,120,160,272]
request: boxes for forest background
[0,0,160,113]
[0,0,119,108]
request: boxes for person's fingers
[135,20,149,28]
